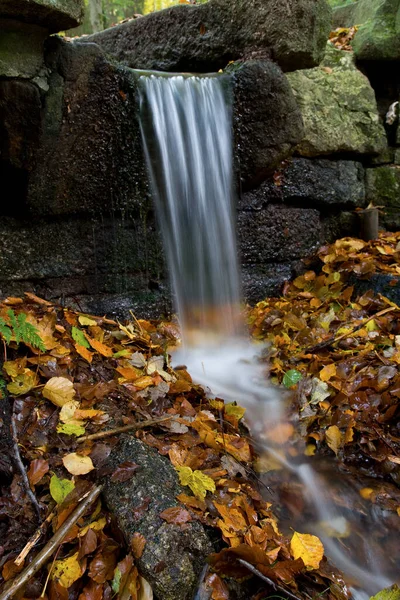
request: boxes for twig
[11,413,42,521]
[14,508,56,567]
[0,485,102,600]
[77,415,173,443]
[237,559,301,600]
[303,306,396,354]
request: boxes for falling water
[138,72,399,597]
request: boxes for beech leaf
[43,376,75,407]
[175,466,216,500]
[49,474,75,504]
[290,531,324,570]
[62,453,94,475]
[283,369,302,388]
[52,552,83,587]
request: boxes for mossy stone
[365,166,400,230]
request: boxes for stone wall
[0,0,399,318]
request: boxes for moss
[366,166,400,230]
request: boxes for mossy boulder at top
[0,0,84,32]
[0,19,47,78]
[332,0,400,61]
[82,0,332,72]
[365,166,400,230]
[286,43,387,157]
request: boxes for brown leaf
[132,496,151,520]
[78,579,104,600]
[27,458,49,487]
[110,461,140,483]
[206,573,229,600]
[79,528,98,559]
[159,506,192,525]
[131,532,146,559]
[49,579,69,600]
[88,538,119,583]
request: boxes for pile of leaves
[329,27,359,52]
[0,232,399,600]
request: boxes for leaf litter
[0,232,399,599]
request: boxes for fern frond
[0,318,12,345]
[15,313,46,352]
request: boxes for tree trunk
[89,0,103,32]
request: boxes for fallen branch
[77,415,173,443]
[0,485,102,600]
[11,413,42,521]
[304,306,396,354]
[237,559,301,600]
[14,508,56,567]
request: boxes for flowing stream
[138,72,398,597]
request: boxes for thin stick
[0,485,102,600]
[304,306,396,354]
[237,559,301,600]
[77,415,173,443]
[14,509,56,567]
[11,413,41,520]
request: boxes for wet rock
[102,436,213,600]
[286,44,387,157]
[239,158,366,209]
[28,37,150,217]
[0,0,84,32]
[365,166,400,230]
[349,274,400,307]
[231,60,304,189]
[82,0,331,73]
[238,205,322,264]
[242,263,294,302]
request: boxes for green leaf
[57,422,86,437]
[113,349,131,358]
[15,313,46,351]
[370,585,400,600]
[225,402,246,420]
[283,369,302,388]
[71,326,90,349]
[49,474,75,504]
[111,567,122,594]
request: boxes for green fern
[0,309,46,352]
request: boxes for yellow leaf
[134,376,154,390]
[78,315,97,326]
[52,552,83,587]
[59,400,80,423]
[175,466,216,500]
[78,516,107,537]
[290,531,324,569]
[325,425,342,455]
[359,487,374,500]
[7,369,37,395]
[225,403,246,420]
[43,377,75,407]
[62,453,94,475]
[319,363,336,382]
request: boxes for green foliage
[0,309,46,351]
[282,369,303,388]
[71,326,90,349]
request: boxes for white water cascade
[138,72,399,598]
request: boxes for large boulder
[0,19,47,78]
[82,0,331,73]
[239,158,366,209]
[286,43,387,157]
[331,0,400,61]
[231,60,304,189]
[0,0,84,32]
[102,436,213,600]
[365,166,400,230]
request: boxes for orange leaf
[133,376,154,390]
[159,506,192,525]
[85,335,113,357]
[75,343,93,363]
[131,532,146,559]
[27,458,49,487]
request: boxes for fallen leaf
[78,315,97,327]
[131,532,146,559]
[325,425,342,455]
[159,506,192,525]
[43,377,76,407]
[225,403,246,420]
[27,458,49,487]
[49,474,75,504]
[111,461,140,483]
[176,466,216,500]
[290,531,324,570]
[52,552,83,588]
[62,453,94,475]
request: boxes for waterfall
[138,72,398,596]
[138,74,242,345]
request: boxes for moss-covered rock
[365,166,400,230]
[286,43,387,157]
[0,19,47,78]
[332,0,400,61]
